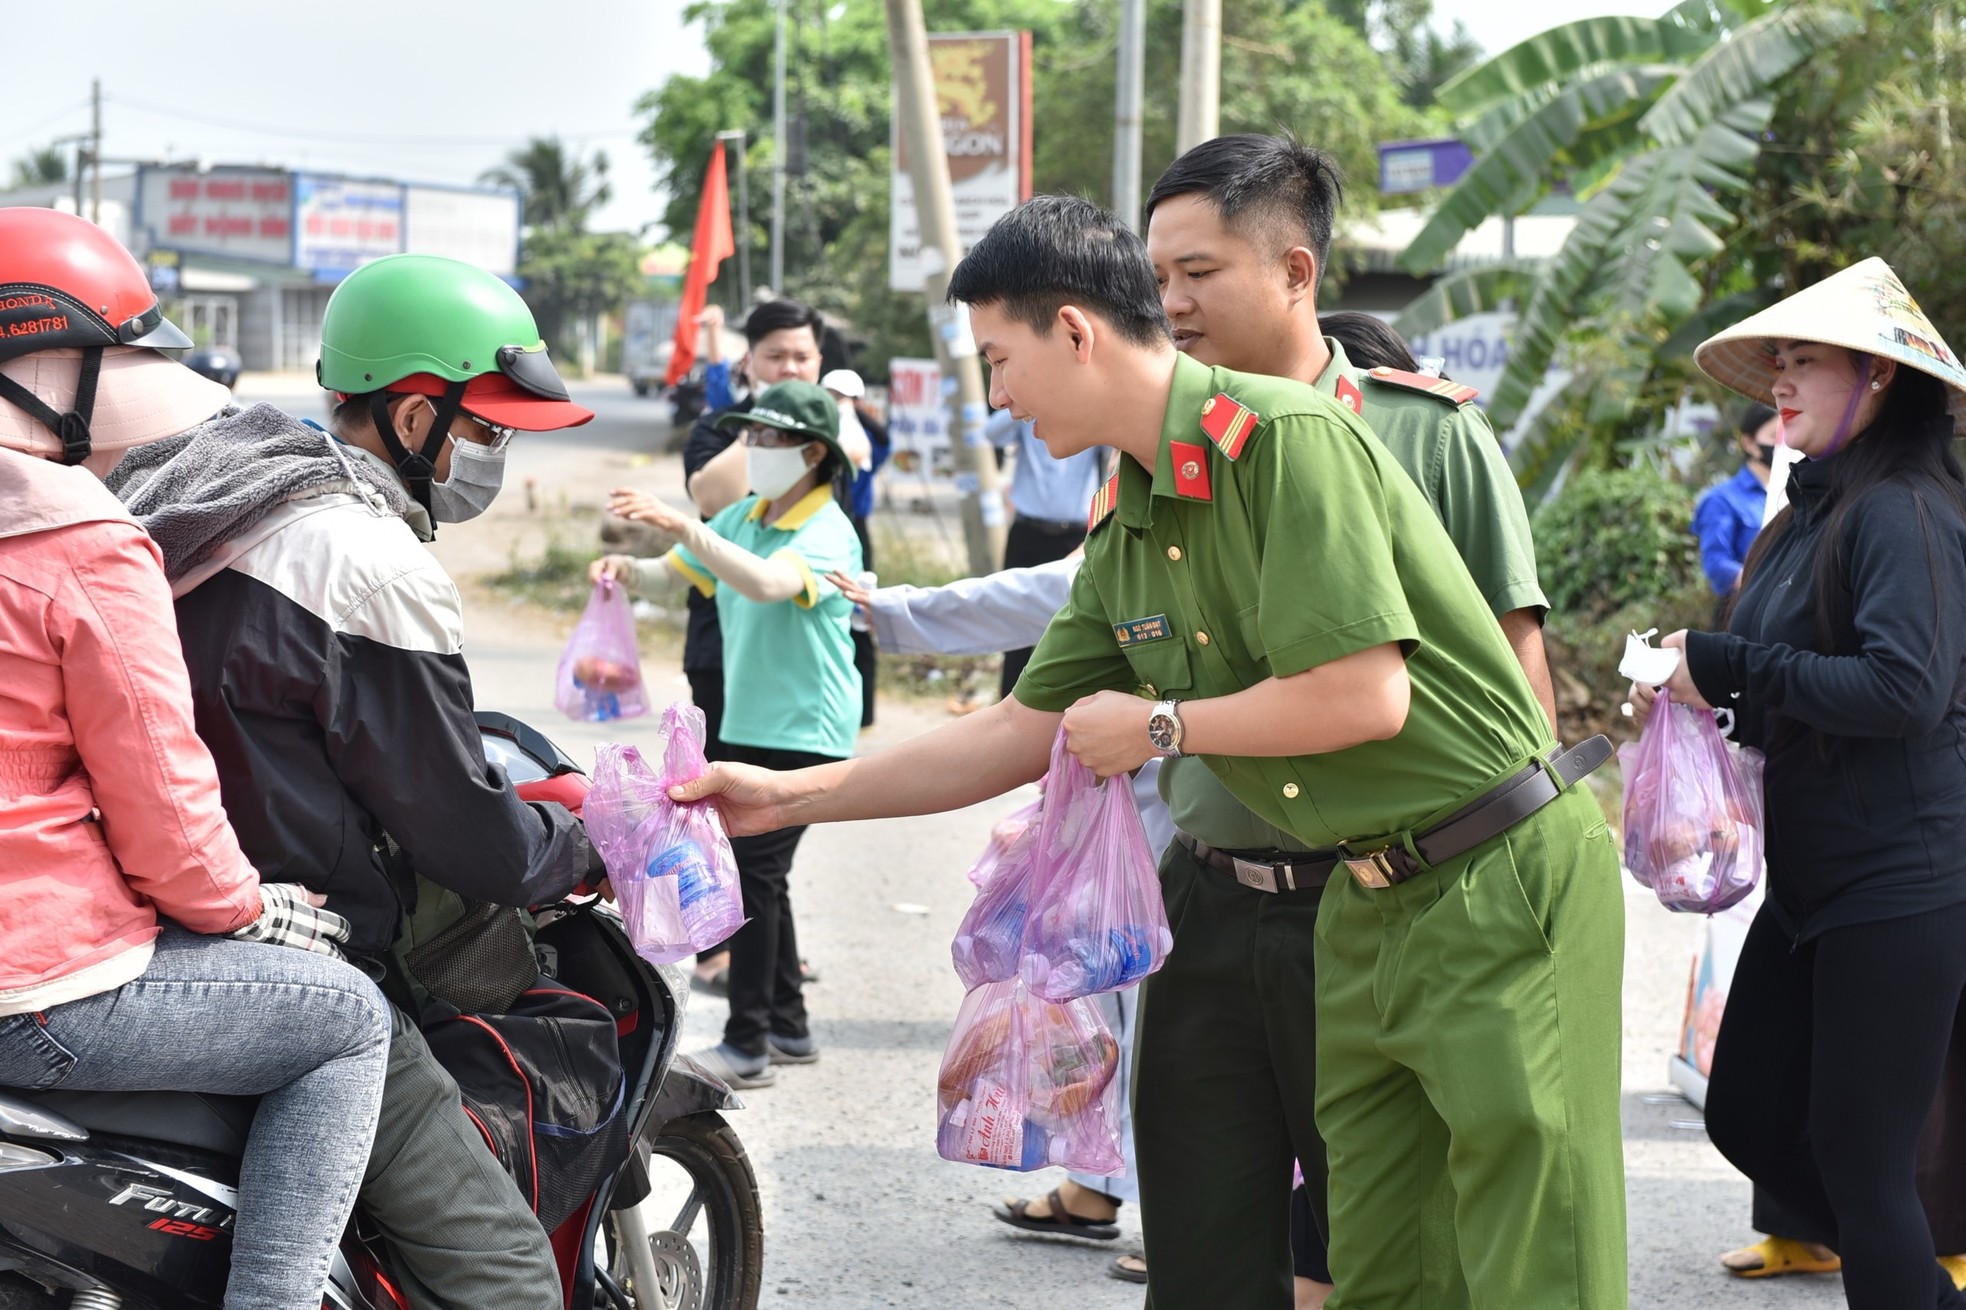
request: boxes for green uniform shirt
[1164,339,1548,851]
[667,486,863,759]
[1013,353,1550,849]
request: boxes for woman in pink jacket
[0,209,389,1310]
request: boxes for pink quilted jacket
[0,450,259,996]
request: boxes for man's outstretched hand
[669,762,798,837]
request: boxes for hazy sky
[1,1,1658,239]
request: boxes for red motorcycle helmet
[0,207,193,462]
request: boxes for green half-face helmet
[317,254,593,508]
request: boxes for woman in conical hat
[1632,258,1966,1308]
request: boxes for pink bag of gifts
[951,819,1039,990]
[934,978,1124,1175]
[1618,689,1765,913]
[966,792,1043,890]
[555,579,649,723]
[582,704,744,964]
[1019,732,1170,1001]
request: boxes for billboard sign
[886,357,955,479]
[295,174,403,274]
[1377,138,1475,195]
[136,166,292,264]
[889,30,1032,291]
[404,185,521,277]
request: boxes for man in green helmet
[105,253,599,1310]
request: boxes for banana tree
[1392,0,1858,478]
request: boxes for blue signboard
[1377,138,1475,195]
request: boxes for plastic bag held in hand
[935,978,1125,1175]
[1617,687,1765,913]
[581,704,745,965]
[555,579,649,723]
[951,815,1039,990]
[966,792,1042,890]
[1019,731,1171,1001]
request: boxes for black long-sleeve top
[1685,451,1966,942]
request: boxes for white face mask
[429,431,509,523]
[746,443,815,501]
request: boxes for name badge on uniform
[1114,614,1171,645]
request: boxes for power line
[108,93,639,150]
[0,98,95,153]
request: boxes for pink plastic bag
[1019,732,1171,1001]
[582,704,744,964]
[934,978,1125,1175]
[966,792,1043,890]
[1618,690,1765,913]
[555,579,649,722]
[951,820,1039,990]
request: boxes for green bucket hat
[716,380,848,466]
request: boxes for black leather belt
[1179,735,1613,894]
[1175,831,1334,894]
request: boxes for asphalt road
[234,374,1849,1308]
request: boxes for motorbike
[0,712,763,1310]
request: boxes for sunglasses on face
[742,425,807,448]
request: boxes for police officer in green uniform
[673,195,1626,1310]
[1128,134,1571,1307]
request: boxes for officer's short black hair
[1319,312,1419,374]
[1146,134,1346,289]
[743,298,825,346]
[946,195,1171,348]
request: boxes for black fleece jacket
[1685,452,1966,942]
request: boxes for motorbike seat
[13,1087,255,1157]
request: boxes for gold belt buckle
[1340,844,1398,890]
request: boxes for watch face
[1148,712,1177,750]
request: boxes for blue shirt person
[1693,404,1779,595]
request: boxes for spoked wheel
[603,1112,762,1310]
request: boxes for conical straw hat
[1695,257,1966,438]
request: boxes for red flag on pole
[665,141,736,387]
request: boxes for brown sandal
[991,1188,1121,1241]
[1110,1251,1148,1283]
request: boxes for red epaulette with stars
[1199,392,1261,459]
[1364,367,1480,407]
[1086,471,1121,532]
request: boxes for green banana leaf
[1392,263,1542,337]
[1435,15,1717,119]
[1398,65,1679,274]
[1641,3,1860,145]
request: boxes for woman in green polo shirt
[593,379,863,1089]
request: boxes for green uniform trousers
[1136,837,1328,1310]
[1315,785,1628,1310]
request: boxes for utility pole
[89,77,102,225]
[716,129,752,307]
[885,0,1006,576]
[1113,0,1145,229]
[1176,0,1221,154]
[770,0,788,295]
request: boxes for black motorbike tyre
[610,1111,762,1310]
[0,1275,59,1310]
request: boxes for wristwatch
[1147,699,1185,758]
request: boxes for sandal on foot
[991,1188,1120,1242]
[1720,1236,1841,1278]
[1110,1252,1147,1284]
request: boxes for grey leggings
[0,927,390,1310]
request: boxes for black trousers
[1706,899,1966,1309]
[1753,975,1966,1250]
[719,744,843,1057]
[684,668,732,764]
[998,514,1086,697]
